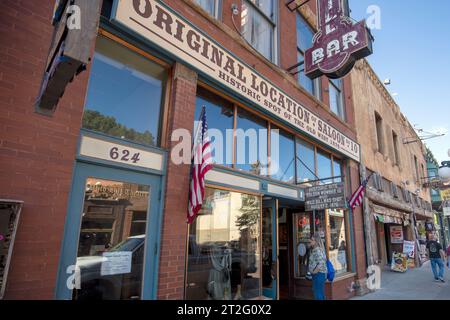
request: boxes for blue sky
[349,0,450,163]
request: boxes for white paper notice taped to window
[101,251,132,276]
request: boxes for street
[353,261,450,300]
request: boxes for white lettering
[312,48,325,65]
[327,40,340,58]
[343,31,359,50]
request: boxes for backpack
[326,259,335,282]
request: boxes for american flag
[188,106,213,224]
[348,173,374,210]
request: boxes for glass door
[56,162,162,300]
[262,199,278,300]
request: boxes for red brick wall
[0,0,90,299]
[157,63,198,300]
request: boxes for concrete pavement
[352,261,450,300]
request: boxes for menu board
[391,252,408,273]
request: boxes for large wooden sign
[35,0,103,115]
[112,0,361,162]
[305,0,373,79]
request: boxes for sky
[348,0,450,163]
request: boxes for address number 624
[109,147,141,164]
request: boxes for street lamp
[439,161,450,183]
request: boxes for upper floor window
[329,79,345,120]
[374,111,384,154]
[392,131,400,166]
[82,36,167,147]
[241,0,276,62]
[194,0,221,18]
[296,14,321,99]
[413,155,420,184]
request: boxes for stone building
[351,59,434,269]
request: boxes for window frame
[392,130,400,166]
[196,82,347,185]
[329,78,345,120]
[374,111,384,154]
[296,13,321,100]
[84,29,172,149]
[241,0,279,64]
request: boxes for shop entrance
[56,162,163,300]
[262,197,304,300]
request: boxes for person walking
[447,244,450,268]
[426,234,446,282]
[308,233,328,300]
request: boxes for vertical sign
[305,0,373,79]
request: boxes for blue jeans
[430,258,445,279]
[312,272,326,300]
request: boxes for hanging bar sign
[305,0,373,79]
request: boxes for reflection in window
[328,210,349,275]
[83,36,167,146]
[74,178,150,300]
[333,159,342,183]
[293,211,326,278]
[296,14,321,99]
[235,109,268,175]
[195,88,234,166]
[241,0,275,62]
[186,188,261,300]
[270,127,295,183]
[329,79,344,120]
[317,150,332,183]
[296,138,316,184]
[194,0,221,17]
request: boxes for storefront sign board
[304,0,373,79]
[112,0,361,162]
[390,226,404,244]
[305,182,346,211]
[80,135,164,171]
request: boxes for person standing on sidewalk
[426,234,446,282]
[308,234,328,300]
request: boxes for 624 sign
[305,0,373,79]
[109,147,141,164]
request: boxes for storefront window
[270,127,295,183]
[333,159,342,182]
[73,178,150,300]
[235,109,268,175]
[83,36,167,147]
[195,88,234,166]
[317,150,332,183]
[293,211,326,278]
[186,188,261,300]
[296,138,316,184]
[328,209,349,275]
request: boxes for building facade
[0,0,369,300]
[351,60,434,269]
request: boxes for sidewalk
[352,261,450,300]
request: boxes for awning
[371,203,410,226]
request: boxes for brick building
[1,0,370,300]
[350,59,433,270]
